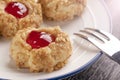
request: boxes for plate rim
[99,0,113,33]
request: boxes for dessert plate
[0,0,111,80]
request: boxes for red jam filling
[5,2,28,18]
[26,31,55,49]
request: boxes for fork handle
[63,52,120,80]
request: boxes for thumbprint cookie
[0,0,42,38]
[10,26,72,72]
[38,0,86,21]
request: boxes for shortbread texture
[10,27,72,72]
[39,0,86,21]
[0,0,42,38]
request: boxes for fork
[74,28,120,56]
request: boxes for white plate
[0,0,111,80]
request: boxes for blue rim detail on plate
[0,78,9,80]
[46,51,103,80]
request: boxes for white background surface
[105,0,120,39]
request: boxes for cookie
[38,0,86,21]
[10,26,72,72]
[0,0,42,38]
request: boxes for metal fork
[74,28,120,56]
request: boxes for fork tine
[74,33,103,50]
[80,29,108,43]
[74,33,88,41]
[80,30,104,43]
[85,28,110,41]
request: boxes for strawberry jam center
[5,2,28,18]
[26,31,55,49]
